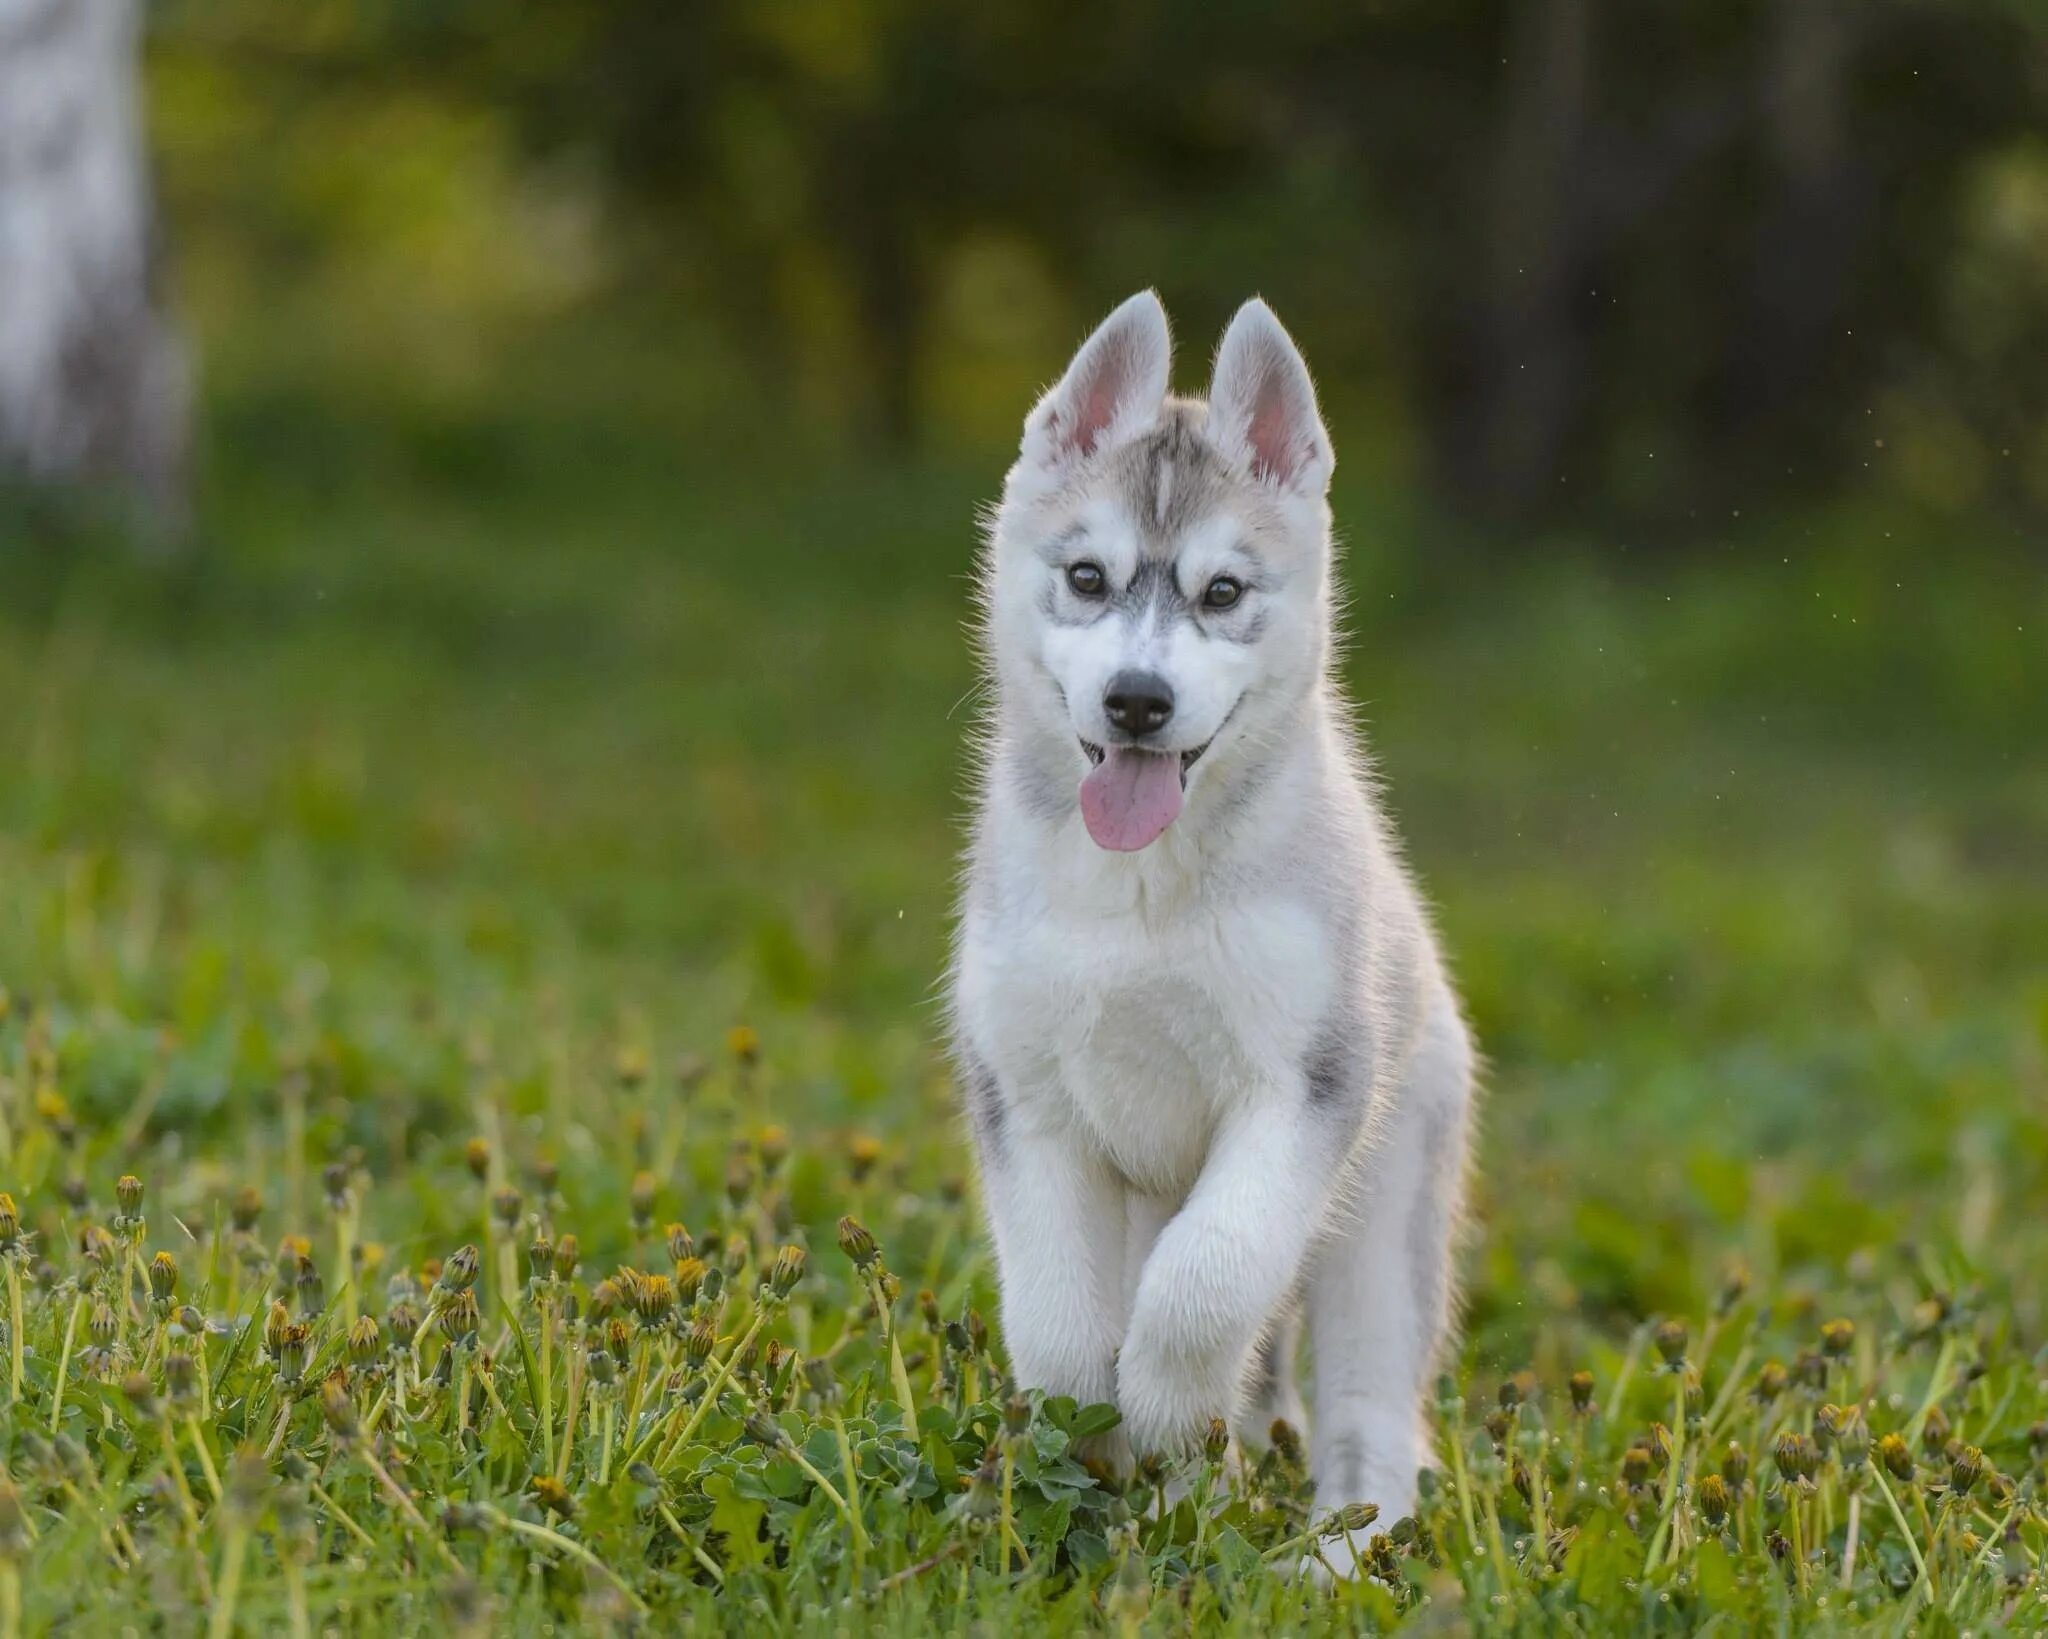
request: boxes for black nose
[1103,670,1175,737]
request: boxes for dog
[948,291,1475,1564]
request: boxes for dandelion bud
[587,1349,618,1389]
[296,1257,325,1317]
[723,1155,754,1208]
[727,1025,760,1066]
[1568,1370,1596,1415]
[491,1187,523,1232]
[1920,1405,1950,1453]
[919,1289,941,1330]
[1200,1416,1230,1463]
[121,1371,158,1417]
[388,1301,420,1348]
[700,1266,725,1306]
[671,1257,706,1304]
[319,1373,358,1440]
[1699,1473,1731,1526]
[532,1476,574,1518]
[1721,1442,1750,1491]
[767,1245,806,1299]
[1950,1445,1984,1495]
[665,1224,696,1266]
[527,1233,554,1284]
[1714,1263,1750,1315]
[837,1216,879,1272]
[630,1274,675,1328]
[683,1317,717,1367]
[175,1304,205,1337]
[1645,1423,1673,1468]
[277,1323,313,1385]
[231,1187,263,1233]
[0,1193,19,1250]
[1819,1318,1855,1357]
[1621,1445,1654,1488]
[744,1412,786,1450]
[115,1175,145,1216]
[1774,1431,1819,1484]
[965,1309,989,1355]
[265,1299,292,1357]
[1752,1361,1787,1403]
[552,1234,580,1283]
[149,1250,179,1304]
[629,1171,658,1229]
[847,1135,882,1184]
[78,1222,116,1270]
[1815,1403,1846,1448]
[944,1320,971,1355]
[757,1126,789,1175]
[1877,1433,1914,1481]
[224,1448,272,1527]
[88,1300,117,1348]
[1653,1319,1688,1366]
[438,1244,480,1295]
[606,1318,633,1365]
[1837,1407,1871,1468]
[1792,1351,1827,1390]
[1001,1394,1031,1438]
[165,1349,198,1406]
[347,1316,382,1366]
[1269,1419,1304,1466]
[463,1138,490,1181]
[441,1288,480,1346]
[614,1045,649,1088]
[1327,1502,1379,1537]
[322,1163,352,1213]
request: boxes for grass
[0,385,2043,1632]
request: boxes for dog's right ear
[1019,291,1171,475]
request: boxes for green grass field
[0,395,2043,1632]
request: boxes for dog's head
[983,292,1336,852]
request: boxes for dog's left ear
[1207,299,1333,497]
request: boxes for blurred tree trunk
[0,0,187,524]
[1727,2,1862,449]
[1464,0,1592,513]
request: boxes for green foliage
[142,1,2048,527]
[0,309,2044,1630]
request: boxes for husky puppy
[949,292,1475,1555]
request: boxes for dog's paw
[1115,1346,1232,1460]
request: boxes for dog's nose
[1103,671,1175,737]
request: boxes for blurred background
[0,1,2042,1355]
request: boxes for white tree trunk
[0,0,186,514]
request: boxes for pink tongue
[1079,748,1185,851]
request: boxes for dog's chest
[974,878,1334,1194]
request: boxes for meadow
[0,375,2043,1632]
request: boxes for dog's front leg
[982,1123,1129,1414]
[1117,1098,1332,1457]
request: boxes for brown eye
[1202,575,1244,611]
[1067,561,1106,597]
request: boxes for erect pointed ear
[1206,299,1333,496]
[1019,291,1172,473]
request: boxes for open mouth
[1079,737,1209,786]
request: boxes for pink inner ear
[1058,338,1140,460]
[1244,364,1308,486]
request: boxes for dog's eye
[1202,575,1244,611]
[1066,561,1107,598]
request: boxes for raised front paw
[1115,1340,1235,1460]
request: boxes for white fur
[950,292,1475,1561]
